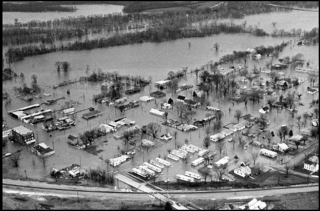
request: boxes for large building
[11,125,36,145]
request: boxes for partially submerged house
[150,91,166,98]
[154,80,171,89]
[82,110,102,120]
[11,125,36,145]
[177,95,186,102]
[149,108,166,117]
[140,96,154,102]
[184,99,200,108]
[31,142,55,157]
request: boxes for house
[82,110,102,120]
[276,80,289,89]
[307,87,318,94]
[162,103,172,109]
[301,128,312,136]
[233,123,246,132]
[253,54,261,60]
[234,165,251,177]
[272,143,290,153]
[177,95,186,102]
[61,107,75,115]
[31,142,55,157]
[140,96,155,102]
[215,156,229,167]
[110,155,130,167]
[221,129,233,137]
[210,133,225,142]
[259,106,270,114]
[239,198,267,210]
[149,108,166,117]
[303,156,319,172]
[99,124,116,134]
[154,80,171,89]
[193,90,205,98]
[141,139,155,147]
[150,91,166,98]
[288,135,303,143]
[11,125,36,145]
[184,99,200,108]
[3,129,12,141]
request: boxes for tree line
[4,22,265,63]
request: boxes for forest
[4,22,263,63]
[3,2,291,46]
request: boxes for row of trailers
[131,158,171,180]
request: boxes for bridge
[114,173,189,210]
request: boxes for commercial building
[11,125,36,145]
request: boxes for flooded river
[2,9,319,183]
[3,4,124,25]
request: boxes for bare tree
[199,167,212,184]
[250,150,259,166]
[10,152,22,167]
[215,165,227,181]
[203,136,211,149]
[39,155,47,167]
[216,141,225,158]
[146,122,161,140]
[284,163,291,177]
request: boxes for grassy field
[3,191,318,210]
[187,191,319,210]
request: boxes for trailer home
[260,148,277,158]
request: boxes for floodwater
[2,9,319,183]
[196,9,319,34]
[3,4,124,25]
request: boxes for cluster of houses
[210,122,246,142]
[162,118,198,132]
[50,164,84,179]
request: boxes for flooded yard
[2,9,319,183]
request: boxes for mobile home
[167,154,179,161]
[260,148,277,158]
[143,162,162,173]
[156,157,171,167]
[214,156,229,167]
[176,174,195,183]
[191,157,205,167]
[150,160,164,169]
[198,149,210,157]
[185,171,201,180]
[139,165,156,177]
[132,168,149,179]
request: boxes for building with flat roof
[32,142,55,157]
[11,125,36,145]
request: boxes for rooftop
[12,125,33,135]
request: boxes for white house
[304,156,319,172]
[149,108,165,117]
[210,133,225,142]
[234,165,251,177]
[215,156,229,167]
[273,143,290,153]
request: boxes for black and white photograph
[2,1,319,210]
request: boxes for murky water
[197,9,319,34]
[3,4,124,25]
[2,9,319,182]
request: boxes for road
[3,178,318,201]
[264,3,319,12]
